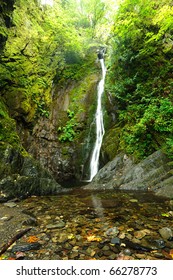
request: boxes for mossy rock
[102,126,121,161]
[0,99,23,151]
[0,145,62,198]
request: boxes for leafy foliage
[107,0,173,159]
[58,110,79,142]
[0,0,92,122]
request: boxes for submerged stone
[159,227,173,240]
[105,227,119,236]
[110,237,121,245]
[11,242,41,252]
[46,221,65,229]
[4,202,17,208]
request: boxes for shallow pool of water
[10,189,172,260]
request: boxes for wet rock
[59,234,69,243]
[119,232,126,239]
[54,246,63,254]
[153,240,165,249]
[129,199,138,203]
[135,253,147,259]
[102,245,110,251]
[134,229,150,239]
[143,238,165,250]
[110,246,120,254]
[11,242,41,252]
[159,227,173,240]
[103,250,112,257]
[70,251,79,258]
[0,146,63,199]
[46,221,65,229]
[108,253,117,260]
[22,217,38,226]
[0,215,13,221]
[105,227,119,236]
[86,247,94,256]
[84,150,173,198]
[110,237,121,245]
[153,252,165,259]
[123,238,151,252]
[124,248,132,256]
[4,202,17,208]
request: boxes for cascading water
[88,58,106,181]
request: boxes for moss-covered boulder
[101,126,120,161]
[0,145,62,199]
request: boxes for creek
[0,188,173,260]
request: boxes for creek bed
[0,189,173,260]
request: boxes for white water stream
[88,59,106,181]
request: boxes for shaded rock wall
[0,146,62,200]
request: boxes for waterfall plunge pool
[0,189,173,260]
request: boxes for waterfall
[88,58,106,181]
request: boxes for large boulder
[84,150,173,198]
[0,145,62,199]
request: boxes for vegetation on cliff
[106,0,173,160]
[0,0,112,142]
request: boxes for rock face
[21,73,100,184]
[84,150,173,198]
[0,146,62,199]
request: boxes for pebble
[70,251,79,258]
[153,239,165,249]
[110,237,121,245]
[51,237,58,243]
[134,229,150,239]
[119,232,126,239]
[159,227,173,240]
[4,202,17,208]
[46,221,65,229]
[86,247,93,255]
[135,253,147,259]
[103,250,112,257]
[108,253,117,260]
[105,227,119,236]
[129,199,138,203]
[0,215,13,221]
[124,249,132,256]
[102,245,110,251]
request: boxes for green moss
[69,73,98,117]
[102,126,120,161]
[0,99,22,151]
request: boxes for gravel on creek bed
[0,189,173,260]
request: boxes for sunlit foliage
[107,0,173,159]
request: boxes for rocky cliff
[0,0,105,198]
